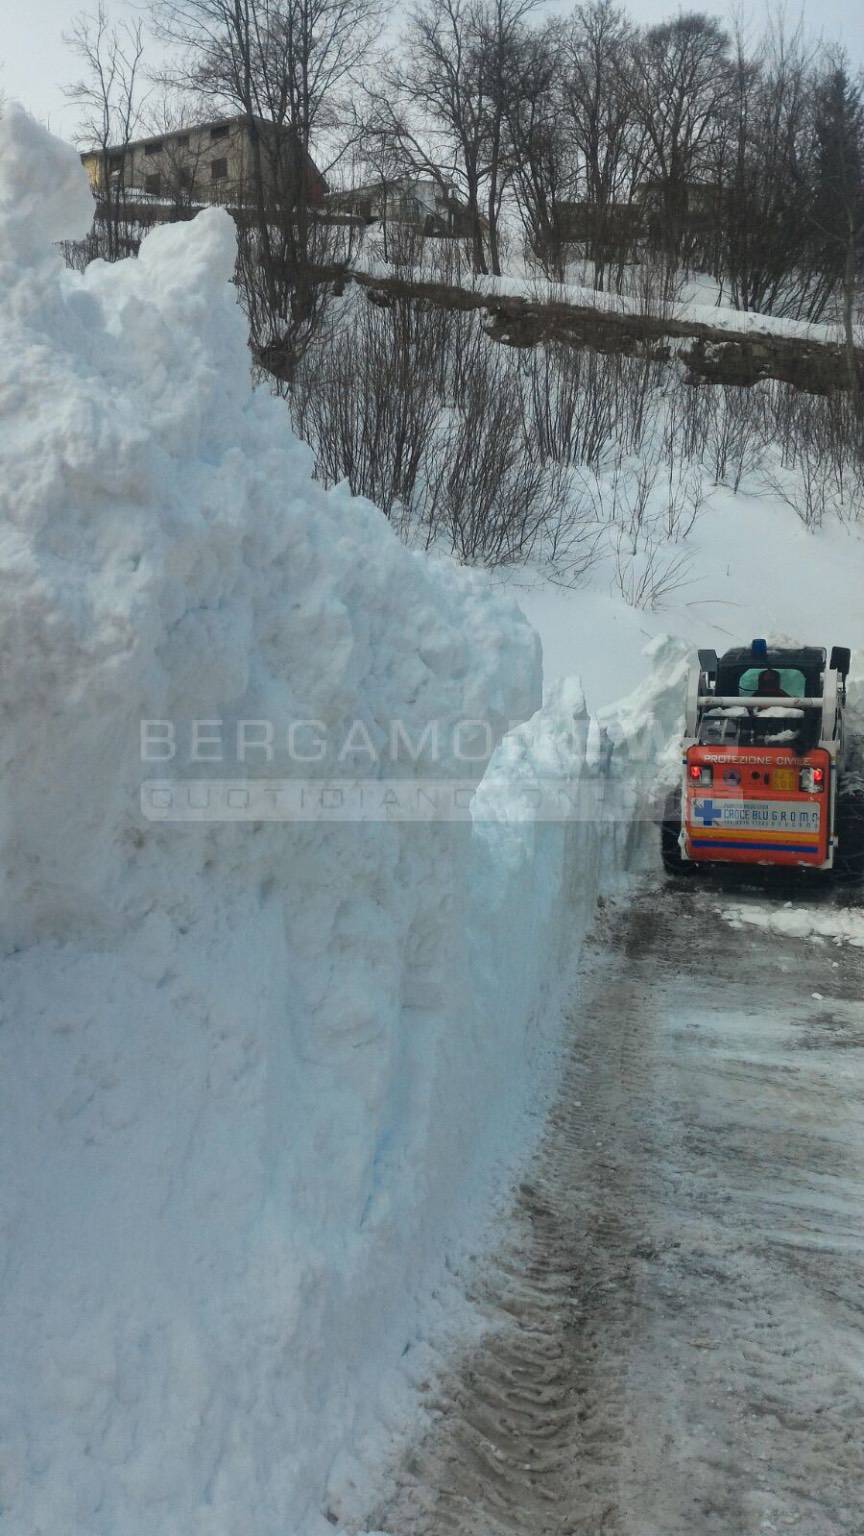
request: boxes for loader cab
[715,645,826,702]
[695,644,841,753]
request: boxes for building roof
[82,115,307,158]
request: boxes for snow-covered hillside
[511,486,864,712]
[0,108,665,1536]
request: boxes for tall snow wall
[0,109,664,1536]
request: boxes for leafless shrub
[630,256,685,324]
[573,462,625,535]
[799,395,864,516]
[367,220,427,273]
[703,385,769,492]
[612,529,693,610]
[287,238,862,588]
[573,452,657,550]
[290,292,442,519]
[292,294,602,578]
[662,376,710,465]
[426,237,481,290]
[59,230,113,270]
[423,349,568,567]
[540,474,605,587]
[520,232,562,285]
[612,355,668,458]
[762,459,837,531]
[758,383,864,526]
[621,457,661,549]
[661,460,707,540]
[520,345,615,469]
[444,309,489,409]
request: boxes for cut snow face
[0,105,542,949]
[0,109,557,1536]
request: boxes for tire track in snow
[367,881,864,1536]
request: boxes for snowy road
[370,877,864,1536]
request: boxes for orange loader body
[661,642,862,879]
[683,744,831,869]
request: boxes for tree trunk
[487,186,501,276]
[467,180,488,274]
[843,213,862,418]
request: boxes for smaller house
[633,179,723,232]
[327,177,481,239]
[534,200,643,251]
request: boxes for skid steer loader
[662,640,864,878]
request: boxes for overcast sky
[4,0,864,144]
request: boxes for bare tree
[344,101,412,263]
[376,0,491,275]
[64,4,146,261]
[475,0,539,274]
[810,56,864,410]
[152,0,384,372]
[715,18,822,317]
[504,23,575,280]
[557,0,642,291]
[628,12,733,282]
[376,0,539,276]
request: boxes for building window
[210,123,229,140]
[210,158,228,182]
[145,172,162,196]
[144,140,162,156]
[175,133,190,149]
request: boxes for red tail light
[799,765,825,792]
[688,764,702,780]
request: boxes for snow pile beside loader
[0,108,547,1536]
[0,109,671,1536]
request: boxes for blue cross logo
[692,799,718,827]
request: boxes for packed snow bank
[0,108,550,1536]
[328,671,650,1525]
[0,110,660,1536]
[721,901,864,949]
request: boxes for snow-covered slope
[511,487,864,712]
[0,109,655,1536]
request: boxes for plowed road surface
[371,877,864,1536]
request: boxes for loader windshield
[738,667,807,698]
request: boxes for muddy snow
[365,876,864,1536]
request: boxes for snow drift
[0,105,691,1535]
[0,105,545,1534]
[0,107,661,1536]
